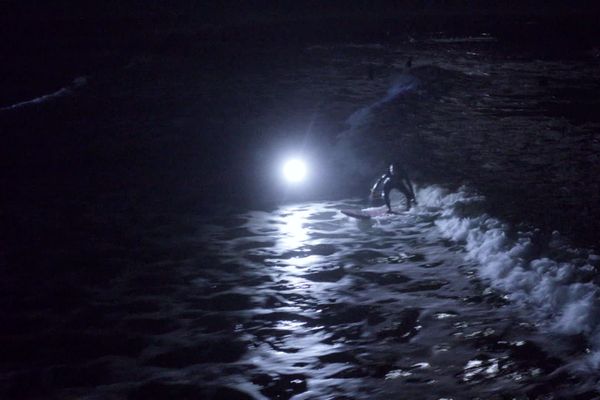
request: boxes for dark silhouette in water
[370,162,417,212]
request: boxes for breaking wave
[418,185,600,373]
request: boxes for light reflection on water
[278,205,311,251]
[196,199,587,399]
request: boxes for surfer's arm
[370,174,387,196]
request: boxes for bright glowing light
[282,158,307,183]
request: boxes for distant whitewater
[1,76,87,111]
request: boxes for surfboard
[340,209,374,220]
[340,207,398,220]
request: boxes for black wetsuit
[371,165,416,211]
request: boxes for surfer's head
[389,162,400,175]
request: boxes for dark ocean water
[2,17,600,399]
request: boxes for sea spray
[333,73,419,184]
[342,74,419,137]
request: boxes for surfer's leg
[383,186,392,212]
[397,184,413,210]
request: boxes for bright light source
[282,158,307,183]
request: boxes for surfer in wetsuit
[370,162,417,212]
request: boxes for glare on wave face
[282,158,308,184]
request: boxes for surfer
[369,162,417,212]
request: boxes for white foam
[419,185,600,371]
[306,43,385,51]
[426,36,497,44]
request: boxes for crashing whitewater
[418,184,600,376]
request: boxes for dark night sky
[1,1,598,23]
[2,1,599,55]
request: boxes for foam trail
[417,185,600,373]
[1,76,87,111]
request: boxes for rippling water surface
[3,24,600,399]
[190,194,596,399]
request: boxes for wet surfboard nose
[340,206,398,219]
